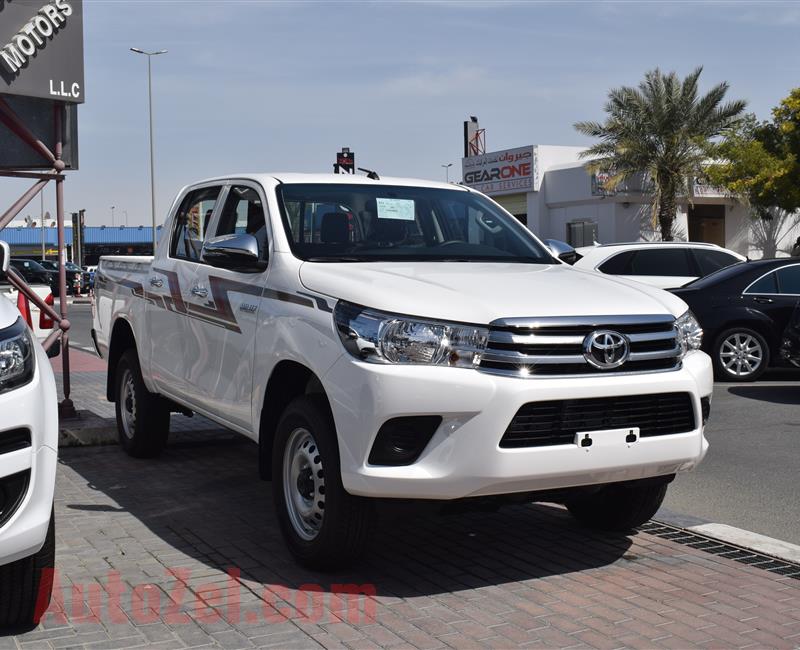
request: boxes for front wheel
[272,395,373,569]
[566,480,669,531]
[713,327,769,382]
[114,350,170,458]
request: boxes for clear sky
[3,0,800,226]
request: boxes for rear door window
[171,186,222,262]
[627,249,693,276]
[693,249,740,276]
[776,265,800,295]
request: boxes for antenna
[358,167,380,180]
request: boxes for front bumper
[0,341,58,566]
[323,351,712,500]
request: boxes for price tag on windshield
[376,198,415,221]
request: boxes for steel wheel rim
[720,333,763,377]
[120,368,136,439]
[282,427,325,541]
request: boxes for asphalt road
[60,303,800,544]
[663,373,800,545]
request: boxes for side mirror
[0,241,9,275]
[201,234,265,272]
[544,239,578,265]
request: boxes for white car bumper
[324,351,712,500]
[0,341,58,566]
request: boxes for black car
[780,303,800,368]
[671,258,800,381]
[9,258,57,293]
[39,260,86,294]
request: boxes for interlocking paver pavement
[6,349,797,649]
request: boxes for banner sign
[336,148,354,173]
[0,0,84,103]
[591,171,614,196]
[462,146,535,196]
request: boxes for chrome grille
[479,315,681,378]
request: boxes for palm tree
[575,67,746,241]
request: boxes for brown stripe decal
[102,269,326,333]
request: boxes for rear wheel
[566,480,669,531]
[713,328,769,382]
[115,350,170,457]
[272,395,373,569]
[0,508,55,628]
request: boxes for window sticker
[376,197,415,221]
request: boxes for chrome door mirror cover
[201,234,264,272]
[544,239,578,265]
[0,241,10,275]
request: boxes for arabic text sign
[462,146,535,196]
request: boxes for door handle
[754,296,774,304]
[149,277,163,288]
[191,286,208,298]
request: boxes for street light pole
[441,163,453,183]
[111,205,115,226]
[131,47,168,254]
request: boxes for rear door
[182,182,270,432]
[147,184,223,399]
[742,263,800,348]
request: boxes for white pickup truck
[93,173,712,568]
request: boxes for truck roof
[190,172,469,192]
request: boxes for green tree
[575,67,747,240]
[706,88,800,219]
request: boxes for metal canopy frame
[0,95,76,418]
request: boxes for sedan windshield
[277,183,555,263]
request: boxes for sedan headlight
[675,310,703,354]
[334,302,488,367]
[0,318,34,395]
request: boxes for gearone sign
[0,0,85,104]
[461,146,535,196]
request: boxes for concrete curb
[58,410,117,447]
[687,522,800,564]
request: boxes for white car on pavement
[0,242,58,628]
[573,242,746,289]
[93,173,712,568]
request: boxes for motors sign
[461,146,534,196]
[0,0,85,103]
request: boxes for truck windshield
[277,183,555,263]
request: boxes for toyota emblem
[583,330,630,369]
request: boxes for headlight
[0,318,34,395]
[334,302,488,367]
[675,310,703,354]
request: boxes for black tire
[712,327,770,382]
[566,480,669,531]
[272,395,373,569]
[114,349,170,458]
[0,508,55,629]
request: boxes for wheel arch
[258,360,333,481]
[106,318,138,402]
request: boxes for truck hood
[299,262,689,324]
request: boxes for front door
[147,185,222,400]
[182,183,270,434]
